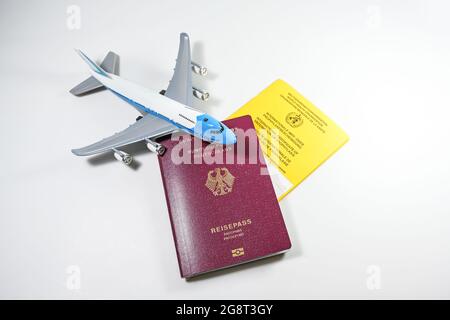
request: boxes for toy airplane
[70,33,237,165]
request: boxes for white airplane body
[70,33,236,165]
[90,72,201,129]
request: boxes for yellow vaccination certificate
[228,79,349,201]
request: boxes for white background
[1,0,449,299]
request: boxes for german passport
[157,115,291,278]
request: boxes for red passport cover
[157,115,291,278]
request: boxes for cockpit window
[209,124,224,135]
[197,115,225,137]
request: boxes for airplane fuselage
[95,73,201,131]
[90,71,236,145]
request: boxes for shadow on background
[186,254,288,282]
[87,142,151,170]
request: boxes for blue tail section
[75,49,110,78]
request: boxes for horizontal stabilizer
[69,76,103,96]
[70,51,120,96]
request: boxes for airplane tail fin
[70,50,119,96]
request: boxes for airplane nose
[225,128,237,145]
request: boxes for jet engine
[145,139,166,156]
[191,61,207,76]
[113,149,133,165]
[193,87,210,101]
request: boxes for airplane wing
[71,114,176,156]
[165,33,193,106]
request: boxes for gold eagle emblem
[205,167,235,196]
